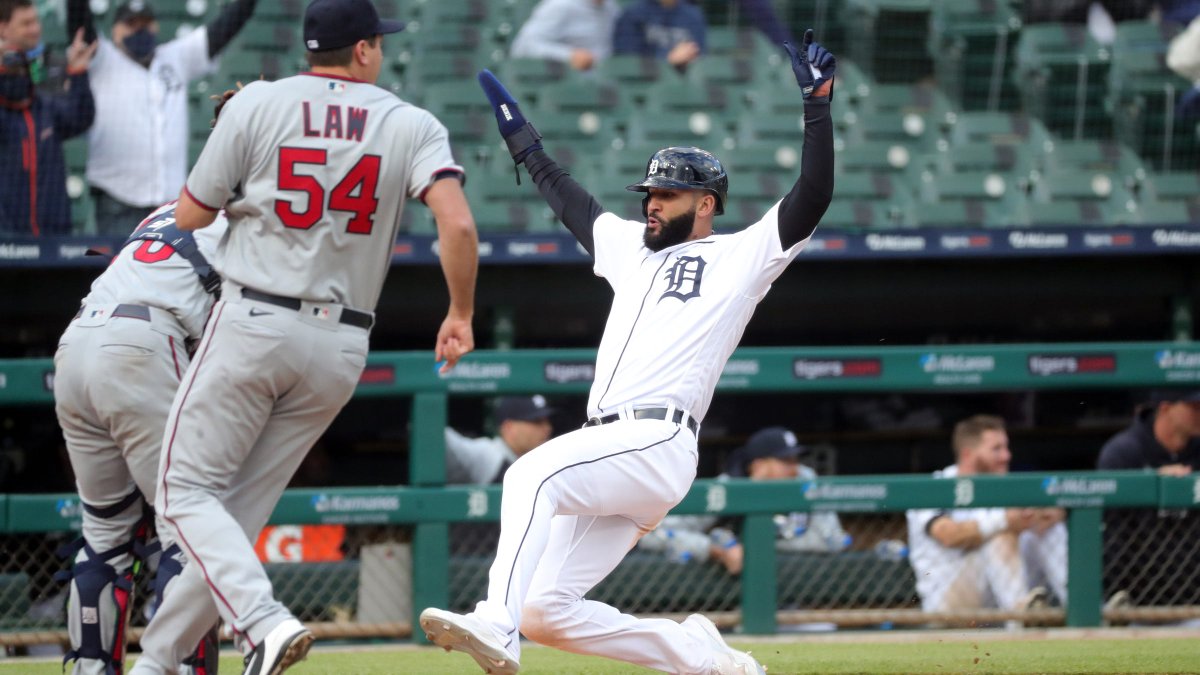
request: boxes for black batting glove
[478,69,543,167]
[783,29,836,104]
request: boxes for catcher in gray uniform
[129,0,479,673]
[54,201,226,675]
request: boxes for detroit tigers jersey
[86,30,217,206]
[82,203,226,341]
[587,200,808,422]
[906,464,1008,608]
[184,73,462,311]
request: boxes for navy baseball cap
[114,1,156,23]
[495,395,555,423]
[728,427,805,477]
[304,0,405,52]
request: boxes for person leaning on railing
[1097,390,1200,608]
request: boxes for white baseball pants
[471,417,722,674]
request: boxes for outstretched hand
[783,29,836,103]
[478,69,543,164]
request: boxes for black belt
[242,288,373,329]
[585,407,699,435]
[74,303,152,321]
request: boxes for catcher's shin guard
[56,540,137,675]
[152,544,221,674]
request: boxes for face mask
[122,29,158,64]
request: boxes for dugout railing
[2,342,1200,647]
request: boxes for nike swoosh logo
[248,308,272,317]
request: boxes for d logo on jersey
[660,255,706,303]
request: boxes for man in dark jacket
[1,0,96,236]
[1097,390,1200,609]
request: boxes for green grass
[2,636,1197,673]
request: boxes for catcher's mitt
[210,81,246,128]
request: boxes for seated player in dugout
[906,415,1068,618]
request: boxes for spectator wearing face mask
[66,0,258,234]
[1,0,96,235]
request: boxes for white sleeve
[165,27,218,81]
[510,0,575,62]
[184,83,258,210]
[1167,17,1200,84]
[723,200,809,301]
[591,212,644,282]
[443,429,504,485]
[404,109,463,200]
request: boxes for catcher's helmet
[626,146,728,215]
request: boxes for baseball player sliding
[420,30,835,675]
[128,0,479,673]
[54,201,226,675]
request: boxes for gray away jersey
[83,203,227,340]
[587,201,809,422]
[184,73,462,311]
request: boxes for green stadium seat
[416,0,490,26]
[704,27,767,59]
[921,141,1037,177]
[421,80,496,116]
[917,170,1014,203]
[528,111,619,153]
[595,55,663,105]
[233,21,297,52]
[843,109,941,151]
[1131,200,1199,226]
[726,198,780,226]
[839,140,917,174]
[625,110,733,146]
[1033,169,1134,205]
[845,0,934,84]
[1041,139,1148,193]
[498,58,572,91]
[643,79,737,116]
[719,143,804,173]
[736,114,806,144]
[397,52,480,87]
[729,172,789,201]
[1144,172,1200,204]
[603,142,670,178]
[949,112,1054,150]
[743,84,806,119]
[928,0,1022,111]
[535,78,624,115]
[255,0,305,20]
[818,200,886,229]
[1021,199,1103,227]
[911,200,1011,228]
[834,172,913,203]
[1014,23,1112,140]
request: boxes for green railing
[4,342,1200,405]
[4,473,1197,634]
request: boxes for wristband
[976,511,1008,540]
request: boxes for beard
[643,207,696,252]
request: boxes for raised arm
[478,70,603,258]
[205,0,258,58]
[777,30,836,250]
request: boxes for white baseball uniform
[86,32,218,209]
[906,465,1068,612]
[463,202,809,674]
[131,73,462,673]
[54,202,226,674]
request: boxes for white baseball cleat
[685,613,767,675]
[419,607,520,675]
[241,618,314,675]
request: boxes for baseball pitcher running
[129,0,478,673]
[420,30,835,675]
[54,201,226,675]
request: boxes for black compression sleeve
[523,150,604,258]
[777,101,835,250]
[207,0,258,58]
[66,0,96,44]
